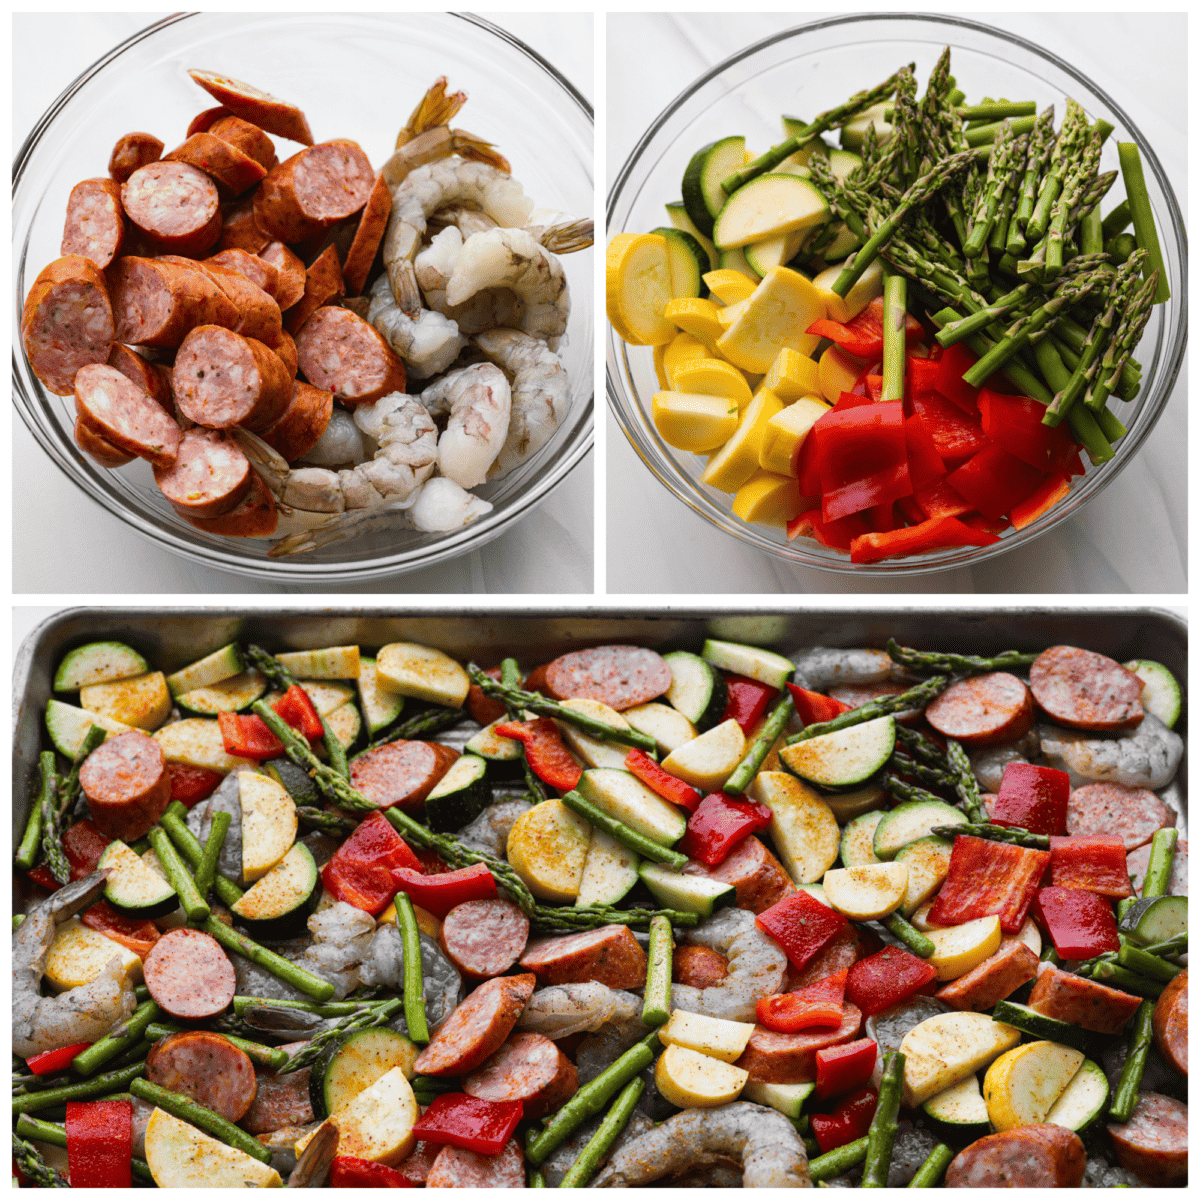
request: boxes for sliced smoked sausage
[1029,646,1144,732]
[254,140,374,243]
[188,70,313,147]
[108,132,164,185]
[207,116,275,172]
[925,673,1035,746]
[107,343,174,414]
[672,945,728,989]
[426,1138,526,1188]
[106,256,237,348]
[184,467,278,538]
[121,161,221,256]
[163,133,266,196]
[681,836,795,914]
[74,364,181,469]
[439,898,529,981]
[258,241,306,309]
[75,416,134,468]
[145,1031,257,1122]
[519,925,647,989]
[154,427,253,519]
[259,380,332,462]
[1106,1092,1188,1185]
[1066,782,1176,851]
[1027,964,1143,1034]
[463,1032,577,1119]
[294,306,406,405]
[542,647,672,711]
[172,325,292,431]
[143,927,236,1020]
[734,1004,863,1083]
[263,327,298,380]
[465,667,508,728]
[1152,971,1187,1076]
[934,940,1039,1012]
[348,740,459,813]
[412,973,536,1077]
[341,173,392,296]
[61,178,126,269]
[22,255,115,395]
[193,260,282,344]
[79,730,171,841]
[206,247,279,298]
[284,245,345,335]
[218,194,270,254]
[945,1124,1087,1187]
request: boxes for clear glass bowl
[607,13,1186,576]
[13,12,593,583]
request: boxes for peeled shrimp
[298,902,376,999]
[299,408,365,468]
[368,273,468,381]
[474,328,571,479]
[592,1102,811,1188]
[671,907,788,1022]
[359,925,463,1031]
[13,872,138,1058]
[518,982,641,1041]
[969,730,1041,793]
[789,647,899,693]
[419,362,511,488]
[456,798,532,860]
[1038,713,1183,790]
[413,227,463,313]
[408,476,494,533]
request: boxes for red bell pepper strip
[904,415,946,490]
[165,761,224,808]
[218,711,284,759]
[851,359,882,396]
[810,1087,878,1154]
[913,478,972,521]
[863,375,884,402]
[978,390,1079,474]
[961,512,1011,536]
[927,835,1050,934]
[867,502,899,533]
[756,968,848,1032]
[677,793,772,867]
[624,749,701,812]
[808,297,923,362]
[990,762,1070,836]
[273,683,325,741]
[787,684,851,726]
[934,342,982,414]
[26,1042,93,1076]
[946,444,1047,521]
[330,1157,416,1187]
[850,514,1000,564]
[815,1037,878,1100]
[1010,473,1071,530]
[410,1093,523,1154]
[27,816,116,891]
[896,495,927,527]
[721,674,779,735]
[393,863,497,920]
[1049,836,1133,899]
[321,811,422,916]
[834,390,875,412]
[811,401,912,522]
[1033,886,1120,958]
[494,718,582,792]
[845,946,938,1016]
[911,390,988,462]
[80,900,161,961]
[756,892,848,972]
[65,1100,132,1188]
[906,354,941,396]
[787,508,871,553]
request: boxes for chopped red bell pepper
[757,968,848,1032]
[494,718,582,792]
[946,444,1047,521]
[787,684,851,727]
[911,390,988,462]
[273,684,325,741]
[863,375,884,402]
[28,816,117,891]
[321,811,422,916]
[1010,473,1071,530]
[896,495,927,526]
[808,297,923,362]
[410,1093,523,1154]
[834,390,875,411]
[1033,886,1120,958]
[722,674,779,735]
[990,762,1070,836]
[166,761,224,808]
[906,354,941,396]
[934,342,982,414]
[678,793,772,867]
[845,946,938,1016]
[810,1087,878,1154]
[787,508,871,553]
[850,514,999,564]
[927,834,1050,934]
[624,749,701,812]
[913,478,972,521]
[1049,836,1133,899]
[811,400,912,522]
[977,390,1079,475]
[961,512,1011,536]
[330,1157,416,1187]
[65,1100,131,1188]
[218,711,284,759]
[756,891,848,972]
[80,900,160,960]
[27,1042,93,1076]
[412,845,457,875]
[851,359,883,396]
[904,415,946,490]
[867,502,899,533]
[815,1037,878,1100]
[393,862,497,919]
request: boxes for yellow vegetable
[660,718,745,791]
[555,698,631,769]
[45,919,142,991]
[658,1010,756,1063]
[818,344,861,403]
[812,258,885,322]
[926,915,1003,981]
[663,297,724,348]
[731,470,801,526]
[606,233,675,346]
[652,343,670,389]
[758,397,831,476]
[704,269,757,305]
[822,861,909,920]
[899,1012,1022,1107]
[701,389,785,493]
[655,1044,748,1108]
[671,358,754,409]
[376,643,469,708]
[983,1042,1085,1132]
[310,1067,419,1165]
[763,347,822,400]
[749,771,839,884]
[239,773,298,884]
[662,332,711,386]
[145,1108,282,1188]
[717,267,825,372]
[717,298,751,328]
[506,799,591,902]
[377,902,442,939]
[80,672,171,731]
[652,392,739,452]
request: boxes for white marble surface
[606,13,1186,595]
[13,12,593,596]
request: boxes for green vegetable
[1116,142,1169,303]
[146,826,209,923]
[38,752,68,886]
[881,272,907,401]
[862,1049,904,1187]
[884,912,935,958]
[231,995,389,1018]
[131,1078,272,1164]
[1117,938,1181,983]
[159,803,243,908]
[144,1023,288,1069]
[724,694,794,795]
[561,791,687,869]
[931,822,1047,849]
[1107,1000,1154,1122]
[274,998,403,1076]
[395,894,430,1045]
[641,915,673,1027]
[809,1135,869,1182]
[71,1000,160,1078]
[193,810,231,901]
[11,1062,146,1115]
[908,1143,954,1188]
[202,916,335,1002]
[944,739,989,824]
[11,1134,68,1188]
[15,784,45,872]
[558,1076,645,1187]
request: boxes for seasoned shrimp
[368,274,468,381]
[474,328,571,479]
[790,647,899,692]
[298,902,376,998]
[1038,713,1184,790]
[14,872,138,1058]
[359,925,464,1031]
[592,1102,811,1188]
[419,362,512,489]
[671,907,788,1022]
[445,227,569,347]
[456,798,532,860]
[968,729,1041,793]
[385,159,534,315]
[518,981,640,1040]
[409,475,494,533]
[540,1112,656,1187]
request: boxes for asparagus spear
[1107,1000,1155,1122]
[1026,99,1088,242]
[887,753,957,791]
[36,753,69,886]
[296,806,357,837]
[12,1134,69,1187]
[785,676,949,745]
[1084,272,1158,412]
[932,822,1049,850]
[1044,127,1102,278]
[862,1050,905,1187]
[276,999,404,1075]
[885,640,1037,675]
[1012,106,1056,241]
[360,704,467,751]
[1117,141,1170,302]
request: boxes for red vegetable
[165,762,224,808]
[934,342,982,414]
[1010,473,1071,530]
[910,390,988,462]
[26,1043,93,1076]
[65,1099,132,1188]
[845,945,938,1016]
[807,297,923,361]
[26,817,114,892]
[906,354,941,396]
[757,968,847,1032]
[494,718,582,792]
[787,684,851,727]
[978,390,1079,474]
[945,444,1047,521]
[410,1093,523,1154]
[330,1157,415,1187]
[756,891,848,972]
[393,863,497,919]
[80,900,160,960]
[850,514,1000,564]
[787,508,872,553]
[273,683,325,741]
[218,711,283,759]
[904,414,946,489]
[1049,836,1133,899]
[678,793,772,866]
[913,478,972,521]
[1033,886,1120,959]
[810,1087,878,1154]
[321,811,422,916]
[815,1037,878,1100]
[624,749,701,812]
[990,762,1070,835]
[927,835,1050,934]
[811,400,911,522]
[722,674,779,735]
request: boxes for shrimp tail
[397,76,468,147]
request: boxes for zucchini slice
[276,646,361,680]
[464,719,524,776]
[894,835,953,917]
[576,828,640,907]
[718,246,757,279]
[840,102,893,152]
[778,716,896,791]
[323,701,362,752]
[744,230,805,278]
[681,135,746,238]
[44,699,130,758]
[357,657,404,734]
[1045,1058,1109,1131]
[153,717,251,773]
[990,1001,1095,1053]
[1123,659,1182,729]
[311,1026,419,1119]
[424,754,491,833]
[700,639,795,690]
[239,771,298,884]
[577,768,688,846]
[97,840,178,919]
[663,651,728,731]
[264,757,322,807]
[651,226,709,299]
[621,702,698,756]
[79,671,172,731]
[827,149,863,183]
[840,809,885,867]
[665,201,718,270]
[175,670,267,716]
[873,800,966,861]
[230,842,319,935]
[640,862,735,916]
[820,782,886,824]
[165,643,245,696]
[922,1073,989,1134]
[983,1040,1085,1131]
[557,698,634,770]
[780,117,830,166]
[711,174,829,251]
[1118,894,1187,943]
[144,1108,281,1188]
[54,641,149,692]
[743,1080,815,1120]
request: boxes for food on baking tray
[13,632,1185,1186]
[21,71,591,556]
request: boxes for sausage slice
[259,380,332,462]
[143,927,236,1020]
[108,132,164,184]
[348,741,459,813]
[439,898,529,981]
[672,945,729,989]
[154,427,253,519]
[681,835,795,914]
[187,70,314,147]
[463,1032,577,1119]
[425,1138,526,1188]
[284,246,345,335]
[79,729,171,840]
[164,133,267,197]
[145,1031,257,1122]
[22,255,115,395]
[172,325,292,431]
[254,140,374,243]
[520,925,648,989]
[925,672,1035,746]
[734,1004,863,1083]
[75,416,134,468]
[1066,782,1176,851]
[184,467,278,538]
[945,1124,1086,1187]
[121,161,222,256]
[341,173,392,296]
[61,178,126,269]
[1027,964,1143,1035]
[412,974,536,1077]
[1029,646,1144,731]
[107,256,238,348]
[1106,1092,1188,1186]
[293,306,406,406]
[1152,971,1187,1076]
[543,647,672,711]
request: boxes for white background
[606,12,1187,595]
[13,12,594,596]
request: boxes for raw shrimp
[359,925,463,1031]
[592,1102,811,1188]
[13,872,138,1058]
[1038,714,1183,790]
[523,215,595,254]
[518,981,641,1041]
[474,328,571,479]
[284,1120,337,1187]
[671,907,788,1022]
[299,408,364,468]
[368,274,468,381]
[456,798,532,860]
[790,647,900,692]
[408,476,493,533]
[380,125,509,193]
[430,206,497,242]
[419,362,511,488]
[968,729,1041,793]
[540,1112,656,1187]
[445,227,569,347]
[297,902,376,999]
[414,227,463,313]
[385,159,534,316]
